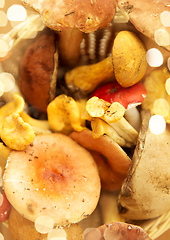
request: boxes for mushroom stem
[124,107,141,132]
[65,56,114,94]
[58,28,83,67]
[108,117,138,144]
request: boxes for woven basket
[0,11,170,240]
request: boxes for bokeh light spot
[149,115,166,135]
[0,232,4,240]
[165,78,170,95]
[146,48,163,67]
[0,0,4,8]
[7,5,27,21]
[35,215,54,234]
[0,81,4,97]
[154,28,170,46]
[0,192,3,206]
[0,39,9,58]
[0,11,7,26]
[160,11,170,27]
[153,98,170,117]
[0,72,15,92]
[48,228,67,240]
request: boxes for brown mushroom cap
[116,0,170,51]
[70,129,131,191]
[84,222,152,240]
[3,133,101,225]
[18,30,58,113]
[22,0,116,33]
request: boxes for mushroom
[1,112,35,151]
[70,129,131,191]
[65,30,147,95]
[22,0,116,33]
[117,110,170,220]
[8,206,84,240]
[3,133,101,224]
[0,93,52,150]
[47,94,87,135]
[22,0,116,66]
[18,30,58,113]
[84,222,152,240]
[84,96,138,147]
[92,80,147,131]
[116,0,170,52]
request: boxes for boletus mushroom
[118,110,170,220]
[18,30,58,113]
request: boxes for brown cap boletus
[116,0,170,51]
[3,133,101,225]
[18,30,58,112]
[22,0,116,33]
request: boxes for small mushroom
[70,129,131,191]
[92,81,147,131]
[18,30,58,113]
[84,222,152,240]
[0,93,25,134]
[1,112,35,150]
[47,94,86,135]
[85,96,138,147]
[65,30,147,94]
[3,133,101,224]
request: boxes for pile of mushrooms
[1,0,170,240]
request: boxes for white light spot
[0,34,13,50]
[35,216,54,234]
[167,57,170,71]
[0,39,9,58]
[165,78,170,95]
[0,0,5,8]
[153,98,170,117]
[160,11,170,27]
[0,11,7,26]
[0,193,3,206]
[0,232,4,240]
[7,5,27,21]
[0,81,4,96]
[84,228,102,240]
[146,48,164,67]
[48,228,67,240]
[154,28,170,46]
[0,72,15,92]
[149,115,166,135]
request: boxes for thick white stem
[124,107,141,132]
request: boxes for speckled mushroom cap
[84,222,152,240]
[116,0,170,51]
[22,0,116,33]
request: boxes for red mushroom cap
[92,81,147,109]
